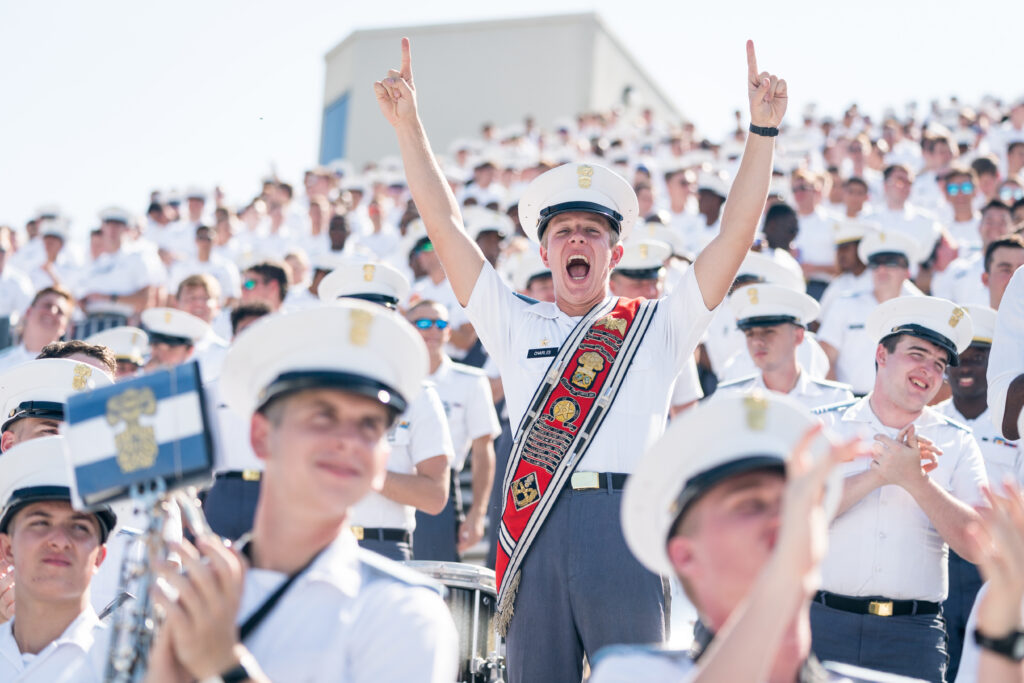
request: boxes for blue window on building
[320,91,350,164]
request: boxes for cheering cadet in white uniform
[988,266,1024,443]
[934,305,1019,681]
[812,296,988,682]
[78,208,161,321]
[818,230,926,395]
[144,300,458,683]
[0,437,117,682]
[318,262,454,561]
[591,393,895,682]
[715,283,854,410]
[406,299,501,561]
[139,307,210,375]
[375,37,788,683]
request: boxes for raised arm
[693,41,787,309]
[375,38,485,306]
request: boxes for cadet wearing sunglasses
[942,166,982,254]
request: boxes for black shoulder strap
[238,542,325,642]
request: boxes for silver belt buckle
[571,471,601,490]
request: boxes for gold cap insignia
[349,309,373,346]
[744,394,768,431]
[164,311,173,324]
[747,287,759,305]
[879,232,887,242]
[72,364,92,391]
[949,307,965,328]
[639,244,649,260]
[363,264,376,282]
[578,165,594,189]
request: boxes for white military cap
[98,206,134,225]
[39,217,70,241]
[866,296,973,366]
[221,300,427,417]
[729,283,821,329]
[85,326,150,366]
[614,239,671,279]
[185,186,207,200]
[963,304,997,346]
[310,251,353,274]
[833,219,879,246]
[462,206,512,241]
[697,169,731,200]
[35,204,63,220]
[623,391,840,576]
[518,162,639,244]
[512,249,552,292]
[0,359,114,433]
[735,250,806,292]
[317,261,410,307]
[857,230,925,266]
[0,436,117,540]
[634,220,690,259]
[141,308,210,346]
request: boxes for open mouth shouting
[566,254,591,281]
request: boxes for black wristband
[749,123,779,137]
[974,627,1024,661]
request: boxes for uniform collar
[539,294,617,323]
[301,528,363,598]
[841,394,946,430]
[0,606,101,669]
[429,355,454,382]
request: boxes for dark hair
[984,234,1024,273]
[244,261,290,302]
[30,285,74,309]
[844,176,868,190]
[1009,141,1024,156]
[277,182,294,200]
[971,155,999,177]
[764,202,797,224]
[37,341,116,376]
[231,301,272,336]
[883,164,912,182]
[981,199,1012,218]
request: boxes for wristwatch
[974,627,1024,661]
[200,650,261,683]
[748,123,779,137]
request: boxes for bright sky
[2,0,1018,238]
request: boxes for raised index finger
[401,37,413,82]
[746,40,759,85]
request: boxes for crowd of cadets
[1,55,1024,682]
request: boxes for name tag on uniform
[527,347,559,358]
[847,324,865,330]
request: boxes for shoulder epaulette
[357,549,444,595]
[716,374,758,389]
[938,413,971,433]
[812,399,857,416]
[513,292,539,305]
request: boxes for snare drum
[405,561,505,682]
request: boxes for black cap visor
[3,400,64,432]
[669,456,786,537]
[737,315,802,331]
[257,370,408,418]
[536,201,622,241]
[0,485,116,542]
[882,324,959,366]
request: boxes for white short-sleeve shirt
[817,397,988,601]
[465,262,715,473]
[0,608,105,682]
[988,267,1024,435]
[934,400,1020,488]
[350,382,454,530]
[428,357,501,471]
[715,368,854,411]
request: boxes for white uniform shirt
[987,267,1024,435]
[873,205,942,255]
[428,357,501,471]
[819,274,923,323]
[466,262,715,474]
[715,368,854,411]
[0,608,105,682]
[0,267,34,321]
[167,254,241,302]
[930,253,988,307]
[718,333,831,383]
[817,397,988,601]
[237,532,458,682]
[79,248,161,309]
[670,357,704,408]
[350,383,454,531]
[793,206,839,276]
[934,400,1020,487]
[0,345,36,373]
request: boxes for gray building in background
[320,12,684,167]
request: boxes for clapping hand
[746,40,787,128]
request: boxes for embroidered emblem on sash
[512,472,540,510]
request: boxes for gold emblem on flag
[744,394,768,431]
[107,388,158,473]
[512,472,541,511]
[72,364,92,391]
[570,351,605,390]
[596,315,626,335]
[747,287,759,305]
[551,398,578,424]
[349,309,373,346]
[363,264,376,282]
[949,307,965,327]
[577,165,594,189]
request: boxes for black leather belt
[350,526,411,543]
[216,470,262,482]
[565,471,629,491]
[814,591,940,617]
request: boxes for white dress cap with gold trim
[866,296,974,366]
[185,186,207,201]
[696,169,731,200]
[317,261,411,306]
[0,359,114,432]
[98,206,133,225]
[736,250,806,292]
[833,219,880,246]
[141,308,211,345]
[635,220,690,259]
[963,304,997,346]
[622,391,840,576]
[614,239,671,278]
[729,283,821,329]
[35,204,63,220]
[462,206,513,241]
[220,300,427,417]
[85,326,150,365]
[857,230,926,266]
[518,162,639,244]
[511,249,551,292]
[39,217,71,241]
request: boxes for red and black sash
[494,296,658,634]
